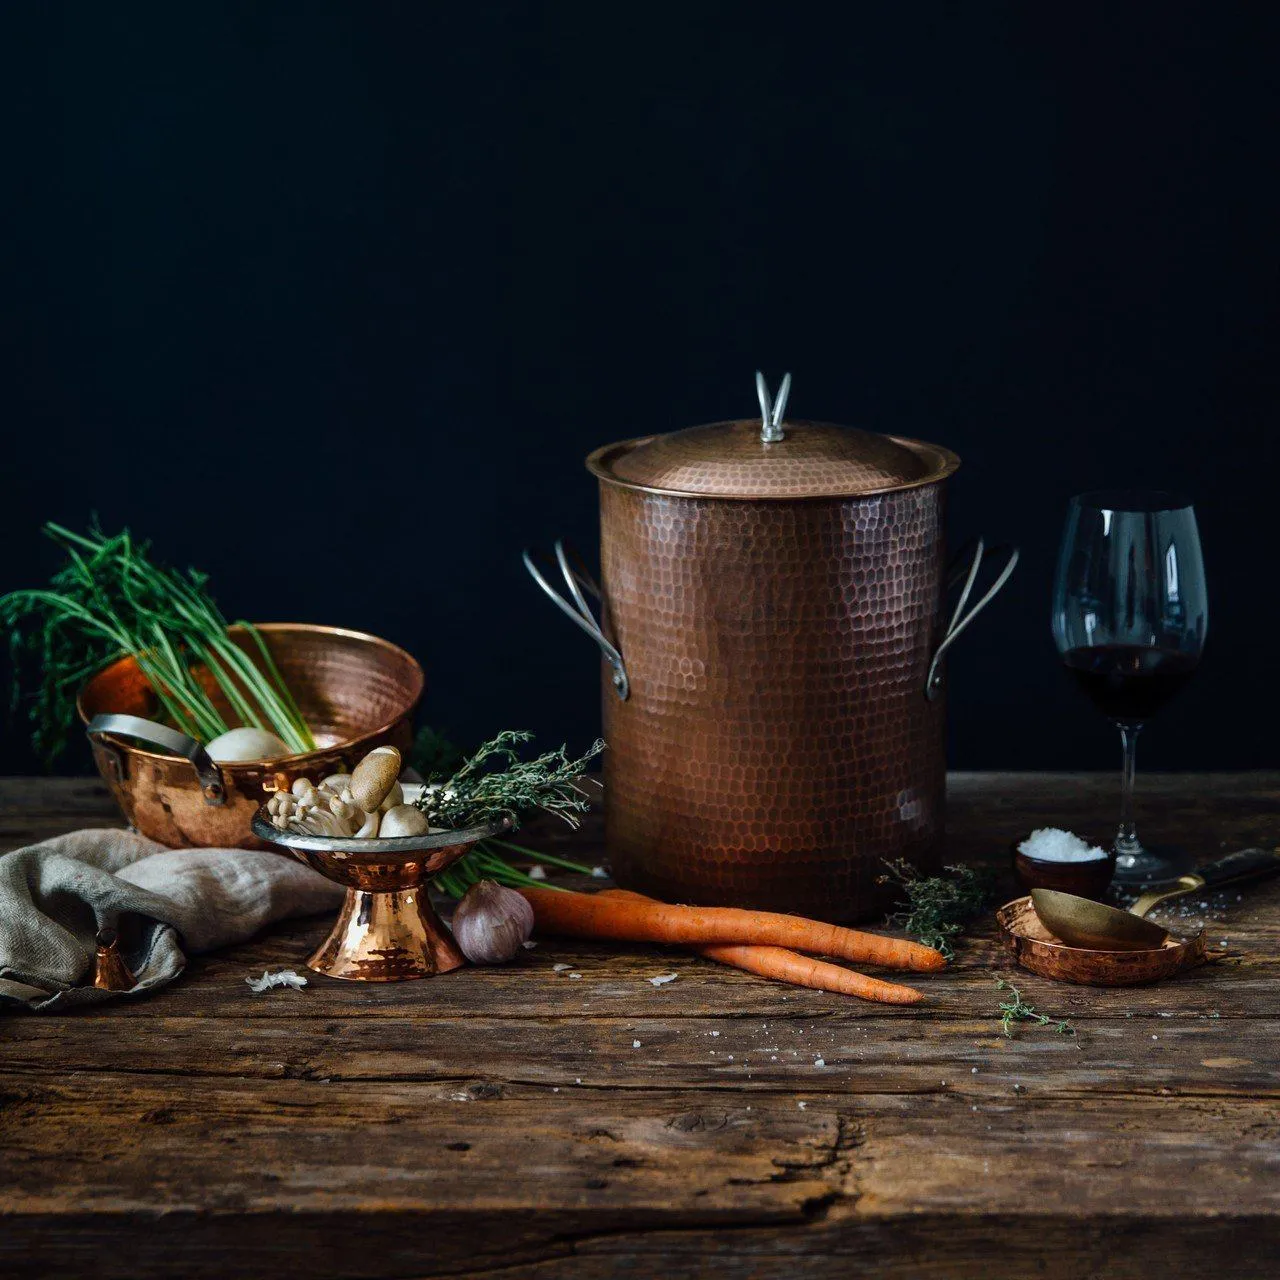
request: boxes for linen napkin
[0,828,344,1012]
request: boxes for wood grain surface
[1,773,1277,1278]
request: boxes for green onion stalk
[1,522,316,763]
[433,837,598,898]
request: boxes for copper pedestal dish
[251,808,511,980]
[528,374,1017,921]
[77,623,423,849]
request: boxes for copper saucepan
[77,623,423,849]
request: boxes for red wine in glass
[1052,493,1208,885]
[1062,645,1198,723]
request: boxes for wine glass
[1051,492,1208,885]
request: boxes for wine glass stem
[1115,721,1143,855]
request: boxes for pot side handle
[86,713,228,806]
[925,539,1020,701]
[522,541,630,700]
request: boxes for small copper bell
[92,927,136,992]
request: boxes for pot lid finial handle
[755,371,791,443]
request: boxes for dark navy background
[1,3,1274,775]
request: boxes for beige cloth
[0,828,344,1011]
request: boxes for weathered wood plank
[1,1077,1276,1279]
[3,1009,1275,1099]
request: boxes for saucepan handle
[522,541,630,700]
[925,538,1020,701]
[86,713,228,806]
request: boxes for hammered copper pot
[77,623,422,849]
[528,378,1015,921]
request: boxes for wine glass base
[1111,844,1197,888]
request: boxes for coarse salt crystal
[528,865,547,880]
[648,973,678,987]
[632,1039,641,1048]
[1017,827,1108,863]
[813,1057,826,1068]
[552,963,572,972]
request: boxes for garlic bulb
[451,880,534,964]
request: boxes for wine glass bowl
[1052,491,1208,884]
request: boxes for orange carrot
[698,944,923,1004]
[519,886,945,972]
[598,889,923,1005]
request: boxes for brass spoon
[1031,847,1280,951]
[1031,889,1169,951]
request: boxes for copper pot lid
[587,373,960,500]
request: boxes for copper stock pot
[527,375,1016,921]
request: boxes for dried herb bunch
[879,859,994,960]
[996,978,1075,1037]
[416,730,604,832]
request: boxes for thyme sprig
[996,978,1076,1037]
[416,730,604,831]
[879,859,994,959]
[415,730,605,899]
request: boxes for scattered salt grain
[632,1039,642,1049]
[552,963,573,972]
[568,972,583,980]
[710,1030,720,1037]
[522,940,537,950]
[591,866,609,879]
[1017,827,1108,863]
[648,973,678,987]
[528,865,547,880]
[797,1101,807,1110]
[813,1057,826,1068]
[245,969,307,993]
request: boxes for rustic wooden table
[1,773,1277,1278]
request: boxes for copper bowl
[77,623,423,849]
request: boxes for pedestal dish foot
[308,888,465,981]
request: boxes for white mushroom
[354,810,380,839]
[379,804,430,838]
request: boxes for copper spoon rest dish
[996,896,1207,987]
